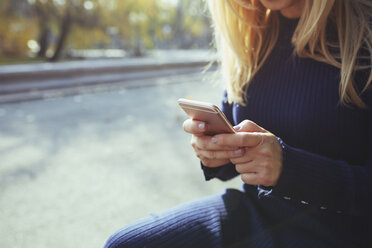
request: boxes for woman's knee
[103,194,228,248]
[104,217,155,248]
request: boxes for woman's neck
[280,0,305,19]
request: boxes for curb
[0,58,215,104]
[0,60,210,83]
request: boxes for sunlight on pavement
[0,75,241,248]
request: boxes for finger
[197,148,245,160]
[191,135,239,151]
[235,162,255,174]
[212,132,265,147]
[240,173,260,185]
[230,150,254,164]
[234,120,267,133]
[183,119,206,135]
[241,170,276,186]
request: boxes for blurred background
[0,0,242,247]
[0,0,212,63]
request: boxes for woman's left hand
[212,120,283,187]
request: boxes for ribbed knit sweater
[104,13,372,248]
[203,13,372,224]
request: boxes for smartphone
[178,98,236,135]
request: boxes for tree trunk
[50,11,71,62]
[173,3,184,48]
[37,26,50,58]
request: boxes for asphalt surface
[0,50,216,104]
[0,70,241,248]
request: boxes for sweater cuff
[201,163,220,181]
[266,138,354,212]
[201,162,239,181]
[270,137,324,200]
[270,137,296,197]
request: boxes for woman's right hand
[183,119,245,167]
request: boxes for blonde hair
[207,0,372,108]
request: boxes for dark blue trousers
[104,188,356,248]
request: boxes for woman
[104,0,372,247]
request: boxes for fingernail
[233,125,241,131]
[234,149,243,155]
[211,137,218,144]
[198,123,205,130]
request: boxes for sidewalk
[0,69,241,248]
[0,50,216,104]
[0,50,215,80]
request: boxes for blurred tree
[0,0,212,62]
[2,0,30,16]
[27,0,104,61]
[52,0,102,61]
[0,0,37,57]
[30,1,56,58]
[171,0,211,49]
[101,0,163,56]
[173,0,186,48]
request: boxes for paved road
[0,71,241,248]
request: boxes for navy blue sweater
[104,13,372,248]
[203,14,372,219]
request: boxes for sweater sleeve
[201,91,239,181]
[262,86,372,217]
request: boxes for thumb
[234,120,267,133]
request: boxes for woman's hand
[212,120,283,187]
[183,119,245,167]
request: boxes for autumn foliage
[0,0,212,62]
